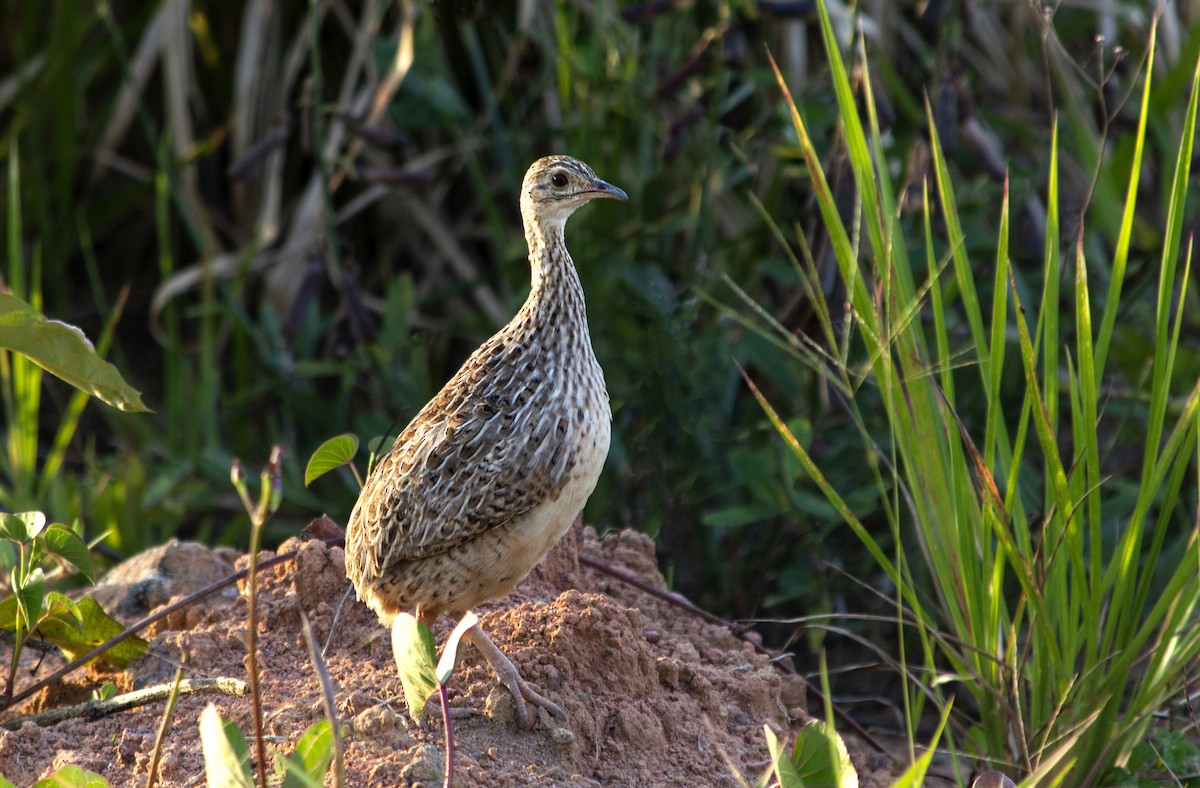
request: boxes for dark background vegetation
[1,0,1196,661]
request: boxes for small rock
[483,686,518,726]
[351,704,412,749]
[656,656,680,689]
[91,540,235,620]
[401,744,443,784]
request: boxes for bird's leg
[465,623,565,728]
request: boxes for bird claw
[507,674,566,728]
[466,623,565,729]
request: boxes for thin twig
[1,677,246,730]
[299,607,345,786]
[323,586,355,659]
[145,665,185,788]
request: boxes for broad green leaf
[0,773,14,788]
[41,524,94,582]
[293,720,335,776]
[0,511,45,543]
[391,612,439,720]
[791,721,857,788]
[279,720,335,788]
[199,704,254,788]
[0,292,149,412]
[35,596,148,668]
[438,611,478,685]
[31,765,110,787]
[304,434,359,486]
[42,591,82,625]
[764,725,803,788]
[15,568,45,630]
[276,759,323,788]
[0,595,16,630]
[93,682,118,701]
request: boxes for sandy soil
[0,524,903,786]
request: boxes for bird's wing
[345,372,576,583]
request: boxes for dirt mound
[0,526,900,785]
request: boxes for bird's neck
[519,219,590,345]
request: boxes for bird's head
[520,155,627,230]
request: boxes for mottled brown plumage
[345,155,626,725]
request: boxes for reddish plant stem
[439,683,455,787]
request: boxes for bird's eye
[550,171,569,188]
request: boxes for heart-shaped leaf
[790,721,857,787]
[42,523,94,582]
[279,720,335,788]
[35,596,148,668]
[304,434,359,487]
[14,567,46,629]
[0,511,45,543]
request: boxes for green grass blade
[1094,20,1155,374]
[1103,46,1200,652]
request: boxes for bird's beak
[587,179,628,201]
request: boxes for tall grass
[746,3,1200,781]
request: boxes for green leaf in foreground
[42,523,95,582]
[764,724,803,788]
[199,704,254,788]
[391,612,439,720]
[305,434,359,486]
[0,511,45,543]
[30,765,110,787]
[14,568,46,626]
[278,720,336,788]
[34,596,148,668]
[0,292,149,413]
[43,592,82,626]
[793,720,858,787]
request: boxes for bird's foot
[466,623,565,728]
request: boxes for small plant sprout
[0,511,145,705]
[392,611,480,787]
[761,722,857,788]
[229,447,283,788]
[207,447,341,788]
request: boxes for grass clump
[743,2,1200,782]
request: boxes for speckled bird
[345,155,626,726]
